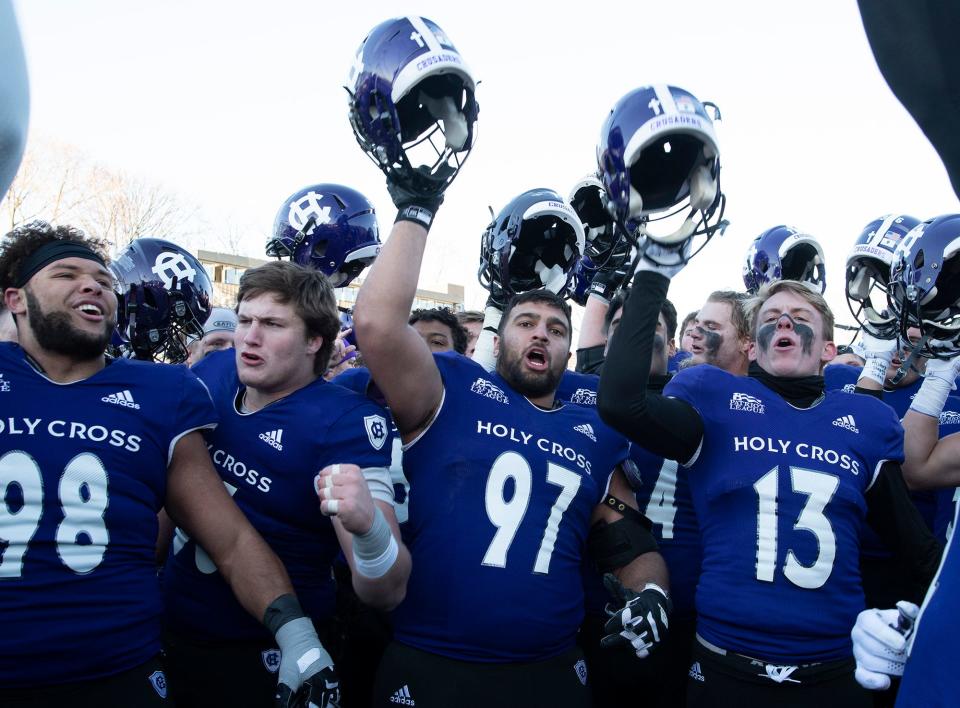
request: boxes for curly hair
[0,221,110,291]
[409,307,468,354]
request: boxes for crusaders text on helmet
[111,237,212,363]
[479,188,585,307]
[742,225,826,295]
[598,84,724,246]
[347,16,478,199]
[266,184,380,288]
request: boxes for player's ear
[4,287,25,315]
[822,340,837,364]
[493,334,500,358]
[747,339,758,361]
[306,334,322,356]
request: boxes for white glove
[851,601,919,691]
[911,352,960,417]
[633,237,692,280]
[857,331,898,387]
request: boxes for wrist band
[395,205,435,230]
[353,506,399,579]
[859,355,890,387]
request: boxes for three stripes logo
[389,684,415,706]
[573,423,597,442]
[259,429,284,451]
[832,415,859,433]
[101,389,140,409]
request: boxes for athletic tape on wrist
[352,506,399,578]
[860,356,890,387]
[911,373,954,417]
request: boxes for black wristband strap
[395,205,436,230]
[263,593,305,634]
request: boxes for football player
[188,305,238,365]
[684,290,751,375]
[456,310,483,358]
[599,247,939,707]
[0,222,331,707]
[409,307,468,355]
[162,260,409,707]
[851,214,960,706]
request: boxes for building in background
[197,249,464,312]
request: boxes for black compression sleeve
[865,460,943,603]
[575,345,605,375]
[597,271,703,462]
[858,0,960,199]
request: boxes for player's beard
[497,344,565,400]
[24,287,113,361]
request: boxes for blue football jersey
[0,343,216,687]
[332,366,408,524]
[825,363,960,545]
[163,350,392,642]
[392,353,630,662]
[665,365,903,662]
[898,500,960,706]
[558,370,702,619]
[555,369,599,407]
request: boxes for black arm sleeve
[858,0,960,199]
[597,271,704,463]
[865,460,943,603]
[575,344,605,375]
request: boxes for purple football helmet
[479,188,585,306]
[567,255,598,306]
[598,85,724,246]
[845,214,920,338]
[347,16,478,198]
[266,184,380,288]
[742,225,826,295]
[889,214,960,357]
[111,237,212,363]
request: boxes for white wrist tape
[352,506,399,579]
[910,372,954,418]
[859,356,890,387]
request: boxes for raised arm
[901,356,960,489]
[598,264,703,464]
[353,215,444,440]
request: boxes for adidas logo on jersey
[259,429,284,450]
[389,685,415,706]
[574,423,597,442]
[688,661,705,682]
[470,377,509,404]
[941,411,960,426]
[832,415,859,433]
[729,392,764,414]
[101,389,140,409]
[569,387,597,406]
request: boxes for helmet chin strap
[889,332,928,385]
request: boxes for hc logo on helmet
[151,251,197,289]
[287,191,332,236]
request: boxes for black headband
[15,240,106,288]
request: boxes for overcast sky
[13,0,960,336]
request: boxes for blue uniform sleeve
[322,399,394,470]
[864,398,904,489]
[168,367,218,463]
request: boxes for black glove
[601,573,671,659]
[275,665,341,708]
[388,178,445,232]
[588,260,631,303]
